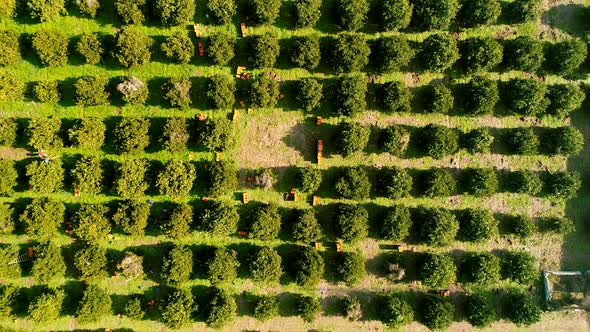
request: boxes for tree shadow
[542,4,589,38]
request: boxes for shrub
[0,203,14,234]
[207,0,236,24]
[74,245,107,279]
[0,30,21,66]
[546,39,587,76]
[75,204,111,241]
[207,31,235,65]
[74,0,100,17]
[506,127,539,155]
[461,252,501,285]
[422,168,456,197]
[32,30,68,67]
[162,32,194,64]
[0,245,21,278]
[162,246,193,284]
[546,83,585,118]
[461,38,503,73]
[297,78,323,112]
[505,290,540,325]
[291,209,322,243]
[26,159,64,194]
[161,117,189,153]
[27,0,65,22]
[463,128,493,154]
[249,32,280,68]
[207,159,238,196]
[0,159,17,196]
[382,294,413,328]
[379,166,412,199]
[200,200,239,235]
[294,0,321,28]
[155,0,195,25]
[543,216,575,234]
[381,126,410,156]
[298,166,322,193]
[412,0,459,30]
[419,124,459,159]
[113,200,150,235]
[512,215,535,238]
[28,289,64,323]
[420,33,459,72]
[76,33,103,66]
[72,155,103,195]
[21,198,64,242]
[116,159,149,198]
[343,295,362,321]
[335,167,371,199]
[293,246,324,287]
[31,243,66,283]
[34,80,60,103]
[207,74,235,109]
[74,76,110,106]
[461,0,501,26]
[0,73,24,102]
[503,36,544,72]
[254,295,278,321]
[249,0,281,25]
[0,118,17,146]
[290,35,321,70]
[423,84,454,113]
[546,171,581,199]
[420,253,457,288]
[0,0,15,18]
[115,0,145,24]
[464,168,498,197]
[77,285,111,322]
[250,203,281,240]
[336,0,369,31]
[336,75,367,116]
[420,295,454,330]
[381,81,412,113]
[297,295,321,322]
[338,250,365,286]
[160,289,195,328]
[27,117,62,151]
[331,33,370,73]
[380,0,412,31]
[458,208,498,242]
[502,251,537,285]
[503,78,548,116]
[381,205,411,241]
[164,76,192,109]
[161,203,193,238]
[250,246,282,283]
[114,26,152,67]
[336,122,370,156]
[543,127,584,156]
[510,0,541,22]
[463,76,499,115]
[335,204,369,242]
[115,117,150,153]
[250,74,280,108]
[207,289,236,328]
[157,160,196,198]
[415,207,458,246]
[0,285,19,318]
[465,293,496,327]
[69,118,105,150]
[375,36,414,72]
[124,297,145,320]
[198,118,236,152]
[208,247,239,285]
[509,171,542,196]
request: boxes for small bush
[546,83,585,118]
[200,200,239,235]
[0,119,17,146]
[512,215,535,238]
[117,76,148,105]
[506,127,539,155]
[113,200,150,235]
[249,203,281,240]
[207,0,236,24]
[250,74,280,108]
[207,159,238,196]
[28,289,64,323]
[510,0,542,22]
[381,205,411,241]
[415,207,459,246]
[290,35,321,70]
[207,74,235,109]
[336,122,370,156]
[343,295,362,321]
[250,246,282,283]
[420,33,459,72]
[77,285,112,322]
[21,198,65,242]
[0,203,14,234]
[379,166,412,199]
[254,295,278,321]
[34,80,60,103]
[197,117,236,151]
[0,245,21,278]
[0,30,21,66]
[458,208,498,242]
[157,160,196,198]
[423,84,454,114]
[72,155,103,195]
[375,36,413,72]
[420,295,454,330]
[338,250,365,286]
[381,81,412,113]
[27,0,66,22]
[162,245,193,284]
[161,117,189,153]
[75,76,110,106]
[208,247,239,285]
[543,127,584,156]
[293,246,324,287]
[114,26,152,67]
[504,290,540,325]
[160,289,195,328]
[380,0,412,31]
[331,33,370,73]
[74,245,107,279]
[412,0,459,30]
[0,285,19,318]
[543,216,575,234]
[503,36,544,72]
[336,0,369,31]
[335,167,371,199]
[0,0,16,18]
[75,204,111,241]
[461,252,501,286]
[155,0,195,26]
[31,243,66,283]
[124,297,145,320]
[294,0,322,28]
[115,117,150,153]
[207,31,235,65]
[420,253,457,288]
[27,117,62,151]
[77,33,103,65]
[502,251,537,285]
[249,0,281,25]
[161,32,194,64]
[291,209,322,243]
[161,203,193,238]
[26,159,64,194]
[335,204,369,242]
[298,166,322,194]
[465,293,496,327]
[115,0,145,24]
[509,170,542,196]
[207,289,236,328]
[164,76,192,109]
[74,0,100,17]
[297,78,323,112]
[32,30,68,67]
[382,294,414,327]
[463,76,499,115]
[460,37,503,73]
[419,124,459,159]
[546,39,587,76]
[381,126,410,156]
[116,159,149,198]
[464,168,498,197]
[336,75,367,116]
[546,171,581,199]
[460,0,501,27]
[463,128,493,154]
[503,78,548,116]
[297,295,321,322]
[422,169,456,197]
[0,159,18,196]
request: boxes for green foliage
[336,0,369,31]
[74,0,100,17]
[380,0,412,31]
[375,36,414,71]
[208,159,238,196]
[463,76,498,115]
[0,73,24,102]
[207,0,236,24]
[161,32,194,64]
[420,33,459,72]
[419,124,459,159]
[20,198,65,242]
[250,246,282,283]
[75,204,111,241]
[293,246,324,287]
[544,216,575,234]
[507,127,539,155]
[0,118,17,146]
[250,74,280,108]
[423,84,454,113]
[420,253,457,288]
[420,295,454,330]
[162,245,193,284]
[335,204,369,242]
[546,171,581,199]
[115,0,145,24]
[161,117,189,153]
[31,242,66,283]
[116,159,148,198]
[0,30,21,66]
[115,117,150,153]
[207,74,235,109]
[464,168,498,197]
[114,26,152,67]
[29,289,64,323]
[546,39,587,75]
[502,251,537,285]
[546,83,585,118]
[379,166,412,199]
[124,297,145,320]
[504,36,544,72]
[336,122,370,156]
[34,80,60,103]
[382,294,414,328]
[208,247,239,285]
[74,245,107,279]
[297,78,323,111]
[503,78,548,116]
[381,81,412,113]
[164,76,192,109]
[461,252,501,285]
[0,203,14,234]
[0,159,18,196]
[113,200,150,235]
[458,208,498,242]
[156,160,196,198]
[510,0,542,22]
[77,33,103,65]
[512,215,535,238]
[465,293,496,327]
[298,166,322,193]
[422,168,456,197]
[198,117,236,151]
[461,0,501,26]
[254,295,279,321]
[155,0,195,25]
[207,31,235,65]
[294,0,322,28]
[413,0,459,30]
[463,128,493,154]
[161,203,193,238]
[207,289,236,328]
[32,30,68,66]
[200,200,239,236]
[250,203,281,240]
[342,295,362,321]
[543,127,584,156]
[331,33,370,72]
[74,76,110,106]
[250,32,280,68]
[160,289,195,328]
[0,245,21,278]
[505,290,540,325]
[26,159,64,194]
[77,285,112,322]
[335,167,371,199]
[415,207,459,246]
[290,35,321,70]
[27,0,65,22]
[249,0,281,24]
[336,75,367,116]
[381,126,410,156]
[0,285,19,318]
[291,209,322,243]
[381,205,411,241]
[69,117,105,149]
[338,250,365,286]
[0,0,16,18]
[461,38,503,73]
